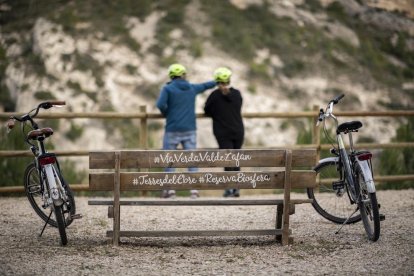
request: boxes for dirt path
[0,190,413,275]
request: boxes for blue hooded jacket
[157,79,216,132]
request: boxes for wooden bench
[88,149,316,246]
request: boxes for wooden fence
[0,106,413,193]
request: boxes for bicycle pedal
[70,214,82,220]
[379,214,385,221]
[332,180,345,190]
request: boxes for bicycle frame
[321,103,358,201]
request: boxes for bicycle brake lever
[5,119,15,133]
[316,109,324,126]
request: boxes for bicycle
[6,101,81,245]
[307,94,383,241]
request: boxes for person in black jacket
[204,67,244,197]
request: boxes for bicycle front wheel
[354,162,380,241]
[307,160,361,224]
[24,163,76,228]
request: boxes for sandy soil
[0,190,413,275]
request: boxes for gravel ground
[0,190,413,275]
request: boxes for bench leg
[113,152,121,246]
[281,208,290,246]
[281,149,292,246]
[275,204,283,242]
[113,204,120,246]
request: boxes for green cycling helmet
[168,63,186,78]
[213,67,232,83]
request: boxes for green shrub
[140,83,162,100]
[59,159,87,185]
[73,51,102,74]
[247,83,257,94]
[357,136,375,143]
[34,90,56,100]
[325,1,414,87]
[125,64,137,75]
[66,123,84,141]
[0,83,14,112]
[67,80,97,101]
[189,39,203,58]
[282,60,305,78]
[249,62,270,81]
[0,127,31,188]
[24,50,47,77]
[378,118,414,189]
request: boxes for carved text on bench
[132,172,271,188]
[153,151,252,167]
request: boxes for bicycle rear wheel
[307,160,361,224]
[24,163,76,228]
[354,163,380,241]
[54,204,68,245]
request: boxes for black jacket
[204,87,244,139]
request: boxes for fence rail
[1,107,413,193]
[1,110,414,119]
[1,142,414,157]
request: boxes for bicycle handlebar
[331,94,344,105]
[49,101,66,106]
[316,94,345,126]
[40,101,66,110]
[6,101,66,129]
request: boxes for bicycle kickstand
[39,210,53,238]
[335,207,359,235]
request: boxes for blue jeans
[163,131,197,173]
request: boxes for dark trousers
[216,137,244,172]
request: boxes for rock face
[0,0,412,159]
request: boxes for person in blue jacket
[156,63,216,199]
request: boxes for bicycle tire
[24,163,76,228]
[307,160,361,224]
[54,204,68,245]
[354,162,380,241]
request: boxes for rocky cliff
[1,0,413,156]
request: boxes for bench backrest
[89,149,316,192]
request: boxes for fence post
[139,105,148,149]
[312,105,321,162]
[139,105,149,196]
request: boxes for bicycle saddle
[27,128,54,140]
[336,121,362,134]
